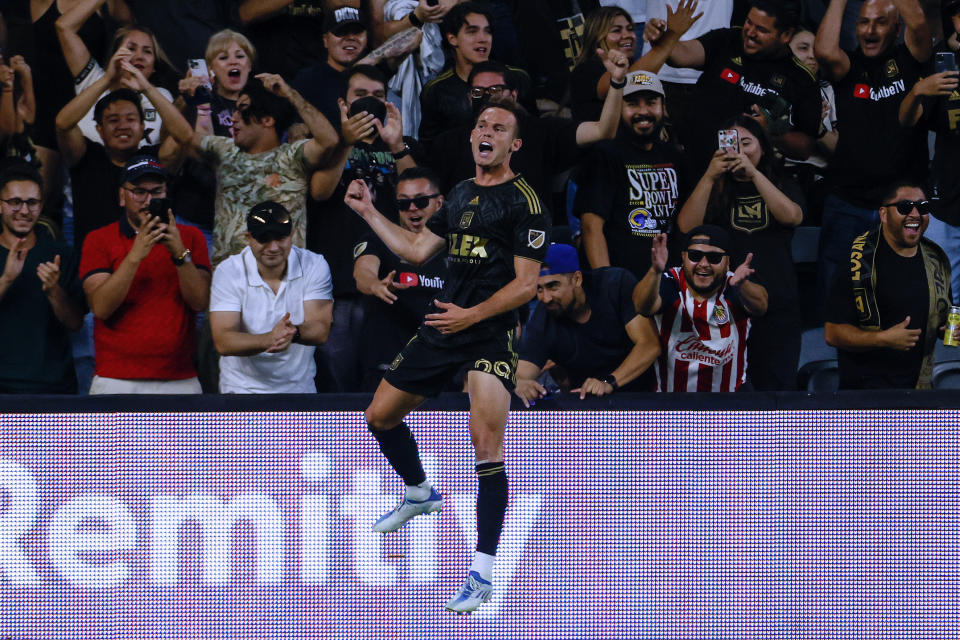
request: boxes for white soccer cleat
[444,571,493,614]
[371,487,444,533]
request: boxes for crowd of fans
[0,0,957,395]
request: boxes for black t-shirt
[420,175,551,346]
[706,179,803,312]
[569,57,606,122]
[923,43,960,223]
[418,65,536,145]
[292,62,346,135]
[0,227,83,393]
[519,267,645,389]
[826,236,928,389]
[830,43,927,207]
[70,143,160,250]
[573,134,689,279]
[426,114,581,223]
[684,28,821,169]
[307,137,416,297]
[244,12,326,80]
[354,232,448,377]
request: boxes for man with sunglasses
[633,225,768,391]
[210,201,333,393]
[353,167,448,391]
[825,182,953,389]
[0,162,84,394]
[79,156,211,395]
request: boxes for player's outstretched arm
[344,179,445,265]
[425,256,538,335]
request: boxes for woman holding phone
[676,115,805,391]
[55,0,177,145]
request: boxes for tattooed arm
[357,27,423,67]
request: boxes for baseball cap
[247,201,292,241]
[622,71,665,98]
[540,243,580,276]
[324,5,367,34]
[685,224,731,253]
[121,155,166,184]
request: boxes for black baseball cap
[247,201,292,241]
[121,155,166,184]
[324,5,367,34]
[685,224,731,253]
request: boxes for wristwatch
[600,374,619,390]
[292,326,302,344]
[393,143,412,160]
[172,248,192,266]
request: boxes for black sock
[369,422,427,486]
[475,462,508,555]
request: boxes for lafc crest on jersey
[528,229,546,249]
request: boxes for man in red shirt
[79,156,211,394]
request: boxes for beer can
[945,305,960,347]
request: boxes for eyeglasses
[124,186,166,200]
[396,194,441,211]
[470,85,508,99]
[883,199,933,216]
[1,197,42,211]
[685,249,727,264]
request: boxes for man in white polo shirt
[210,201,333,393]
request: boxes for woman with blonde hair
[56,0,178,145]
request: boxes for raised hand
[344,179,374,215]
[644,18,667,44]
[706,148,736,180]
[129,214,166,263]
[256,73,291,99]
[376,101,405,150]
[371,269,412,304]
[106,46,133,81]
[883,316,921,351]
[727,150,758,180]
[0,65,13,91]
[178,70,206,98]
[9,55,30,78]
[650,233,668,274]
[119,60,151,92]
[1,236,28,284]
[597,47,629,83]
[729,252,755,287]
[913,71,960,97]
[666,0,703,36]
[36,254,62,293]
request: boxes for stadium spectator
[418,2,533,145]
[0,163,84,394]
[647,0,821,169]
[308,65,420,391]
[574,71,691,280]
[825,182,952,389]
[676,115,803,390]
[55,45,173,250]
[815,0,932,314]
[427,56,627,215]
[210,201,333,393]
[79,155,210,394]
[515,243,658,406]
[353,167,448,391]
[159,72,339,266]
[292,5,372,132]
[56,2,175,145]
[633,226,768,392]
[899,0,960,301]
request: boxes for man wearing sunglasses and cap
[633,224,768,391]
[209,201,333,393]
[825,181,954,389]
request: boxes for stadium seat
[797,359,839,392]
[791,226,820,264]
[933,361,960,389]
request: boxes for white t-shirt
[210,245,333,393]
[641,0,733,84]
[74,59,172,146]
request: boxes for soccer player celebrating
[344,96,550,613]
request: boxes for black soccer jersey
[422,175,551,346]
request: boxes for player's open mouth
[409,215,423,224]
[474,48,488,55]
[228,69,241,78]
[478,142,493,153]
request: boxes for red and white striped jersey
[653,267,752,392]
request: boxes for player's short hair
[397,167,442,193]
[467,60,516,90]
[239,79,296,136]
[880,180,928,207]
[94,89,144,125]
[474,95,526,138]
[342,64,388,97]
[749,0,801,33]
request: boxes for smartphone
[935,52,958,74]
[148,197,171,220]
[718,129,739,154]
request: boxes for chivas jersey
[422,175,551,346]
[654,267,752,392]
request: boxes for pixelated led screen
[0,410,954,639]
